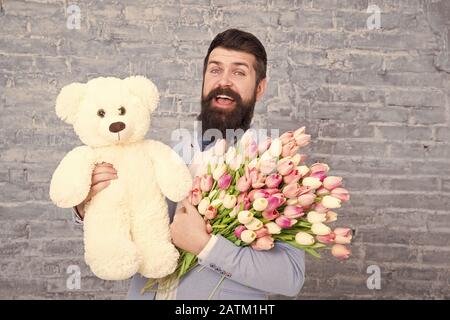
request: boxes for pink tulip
[206,222,213,234]
[258,138,272,155]
[271,193,286,206]
[200,174,213,192]
[282,183,302,199]
[331,187,350,202]
[266,196,282,212]
[331,244,351,260]
[294,133,311,147]
[234,225,247,238]
[265,174,283,188]
[323,176,343,190]
[277,159,294,176]
[334,228,352,245]
[283,169,302,185]
[297,193,316,207]
[249,169,265,189]
[189,188,202,206]
[310,163,330,175]
[218,173,232,190]
[316,233,336,244]
[262,210,280,221]
[245,141,258,159]
[313,202,329,213]
[282,141,300,158]
[192,176,201,190]
[251,235,275,251]
[283,205,304,219]
[259,158,277,174]
[255,227,270,238]
[275,216,297,229]
[310,171,327,181]
[249,189,270,202]
[236,176,252,192]
[279,131,294,145]
[316,186,330,197]
[204,205,217,220]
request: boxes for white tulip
[225,146,237,165]
[198,198,210,215]
[223,195,237,209]
[321,195,342,209]
[268,138,282,157]
[297,165,310,177]
[237,210,254,224]
[302,177,322,189]
[252,198,268,211]
[311,222,332,236]
[307,211,327,223]
[245,218,263,231]
[212,164,227,180]
[295,232,315,246]
[240,230,257,244]
[265,222,282,235]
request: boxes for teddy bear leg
[131,207,179,279]
[83,204,141,280]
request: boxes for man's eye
[119,106,126,115]
[210,69,220,74]
[97,109,105,118]
[234,71,245,76]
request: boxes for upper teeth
[217,95,232,100]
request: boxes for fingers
[91,172,117,186]
[87,180,111,201]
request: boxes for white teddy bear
[49,76,192,281]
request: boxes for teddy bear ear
[55,82,87,125]
[123,76,160,112]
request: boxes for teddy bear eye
[118,106,126,116]
[97,109,105,118]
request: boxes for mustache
[203,87,242,104]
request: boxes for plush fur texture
[49,76,192,280]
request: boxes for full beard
[197,87,256,141]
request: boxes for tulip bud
[253,197,269,211]
[245,218,263,231]
[268,138,282,157]
[259,158,277,175]
[316,233,336,244]
[265,222,282,234]
[236,175,252,192]
[290,154,302,166]
[331,244,351,260]
[316,186,330,197]
[302,177,322,189]
[275,216,297,229]
[262,209,280,221]
[218,173,232,190]
[282,183,302,199]
[310,163,330,174]
[295,232,315,246]
[297,193,316,207]
[210,199,223,208]
[237,210,254,224]
[283,205,304,219]
[204,205,217,220]
[283,169,302,185]
[255,227,270,238]
[265,173,283,189]
[331,187,350,202]
[294,133,311,147]
[323,176,343,190]
[286,198,298,206]
[258,138,272,155]
[311,222,332,235]
[307,211,327,223]
[325,211,338,223]
[240,130,255,148]
[240,229,257,244]
[229,206,239,218]
[234,225,247,238]
[198,198,210,215]
[280,131,294,145]
[200,174,213,192]
[212,164,227,180]
[334,228,353,245]
[277,159,294,176]
[223,194,237,209]
[293,126,306,139]
[297,165,310,177]
[189,188,202,206]
[321,195,342,209]
[214,139,227,156]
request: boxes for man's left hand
[170,198,212,256]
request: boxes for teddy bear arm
[148,141,193,203]
[49,146,95,208]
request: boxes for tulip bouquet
[142,127,352,295]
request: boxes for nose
[217,71,232,87]
[109,121,126,133]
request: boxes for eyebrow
[208,60,250,69]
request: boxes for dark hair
[203,29,267,84]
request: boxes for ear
[123,76,160,112]
[55,82,87,125]
[255,78,267,102]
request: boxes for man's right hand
[75,162,118,219]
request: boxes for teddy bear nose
[109,122,126,133]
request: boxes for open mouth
[215,94,235,107]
